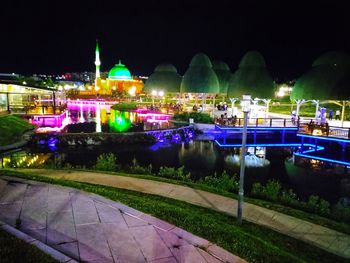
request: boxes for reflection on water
[67,102,172,132]
[33,101,174,133]
[1,140,349,203]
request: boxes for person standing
[329,110,333,120]
[336,109,340,120]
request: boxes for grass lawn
[1,170,348,263]
[0,228,57,263]
[0,115,34,146]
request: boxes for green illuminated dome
[108,60,132,80]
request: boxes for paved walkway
[0,176,245,263]
[14,168,350,259]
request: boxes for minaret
[95,40,101,79]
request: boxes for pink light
[32,111,68,129]
[146,119,169,123]
[33,111,67,119]
[67,99,117,105]
[137,113,171,118]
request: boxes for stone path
[0,176,245,263]
[15,168,350,259]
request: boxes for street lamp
[237,94,251,224]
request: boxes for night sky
[1,0,349,81]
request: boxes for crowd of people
[215,114,238,126]
[147,102,183,113]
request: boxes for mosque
[80,41,144,96]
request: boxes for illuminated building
[0,81,65,114]
[80,41,144,96]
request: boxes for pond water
[1,140,349,204]
[33,101,174,133]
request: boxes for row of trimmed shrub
[42,153,350,224]
[172,112,214,124]
[251,180,350,223]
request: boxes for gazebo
[180,53,220,111]
[227,50,274,117]
[291,51,350,125]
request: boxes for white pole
[237,95,251,224]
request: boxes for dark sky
[1,0,349,81]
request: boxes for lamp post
[237,94,251,224]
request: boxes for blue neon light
[214,140,323,150]
[215,134,349,165]
[297,133,350,143]
[215,139,349,165]
[294,153,350,166]
[215,125,298,131]
[300,146,325,153]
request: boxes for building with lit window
[79,41,144,97]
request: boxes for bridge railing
[298,122,350,139]
[215,117,298,127]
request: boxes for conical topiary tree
[181,53,220,111]
[227,51,274,117]
[212,60,232,95]
[291,51,350,121]
[143,63,182,94]
[227,51,274,99]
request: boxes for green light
[108,60,132,80]
[109,109,132,132]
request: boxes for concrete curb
[0,220,78,263]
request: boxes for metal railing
[214,117,299,127]
[298,122,350,139]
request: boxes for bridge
[213,117,350,166]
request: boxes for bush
[251,182,264,197]
[128,158,152,175]
[200,171,239,193]
[111,102,138,111]
[318,199,331,216]
[332,202,350,223]
[280,189,298,206]
[251,180,282,201]
[173,112,214,124]
[95,153,117,171]
[158,166,190,181]
[263,180,282,201]
[306,195,320,213]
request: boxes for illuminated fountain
[225,153,270,168]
